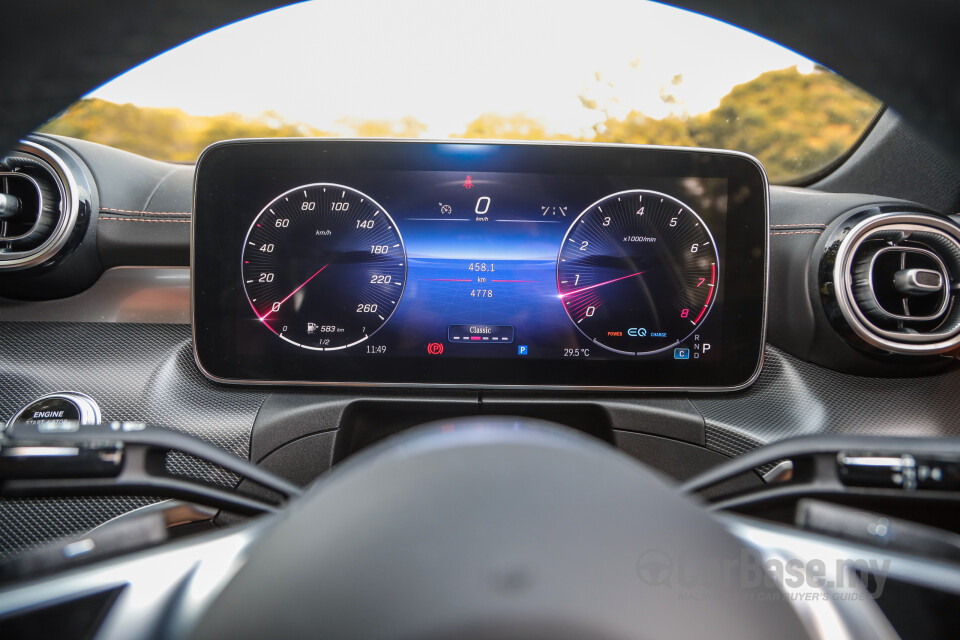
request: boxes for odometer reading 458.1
[557,189,718,355]
[242,183,406,350]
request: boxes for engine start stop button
[3,392,101,433]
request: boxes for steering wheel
[184,418,807,639]
[0,415,910,638]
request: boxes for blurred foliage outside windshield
[41,66,879,184]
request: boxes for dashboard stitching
[770,230,822,235]
[100,217,191,223]
[100,207,191,215]
[769,223,826,228]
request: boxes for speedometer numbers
[242,183,406,350]
[557,190,719,355]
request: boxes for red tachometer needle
[559,270,645,298]
[259,264,329,320]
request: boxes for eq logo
[628,328,647,337]
[427,342,444,355]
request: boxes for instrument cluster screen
[193,140,768,389]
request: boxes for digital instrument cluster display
[193,140,768,389]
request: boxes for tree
[40,99,333,162]
[457,113,574,141]
[336,115,427,138]
[689,67,879,181]
[40,67,881,183]
[594,112,696,147]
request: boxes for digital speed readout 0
[193,140,768,389]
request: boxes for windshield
[39,0,881,184]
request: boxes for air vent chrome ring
[0,140,81,270]
[828,211,960,355]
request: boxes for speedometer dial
[557,189,719,355]
[242,183,406,350]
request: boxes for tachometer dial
[242,183,406,350]
[557,189,718,355]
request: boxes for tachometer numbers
[556,189,719,355]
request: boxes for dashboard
[0,122,959,640]
[5,3,960,637]
[193,140,768,389]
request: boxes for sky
[90,0,815,137]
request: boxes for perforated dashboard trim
[693,346,960,457]
[0,322,266,558]
[2,324,960,559]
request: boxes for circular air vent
[0,141,80,270]
[825,211,960,355]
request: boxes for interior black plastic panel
[667,0,960,163]
[611,431,763,496]
[2,320,959,557]
[222,392,719,524]
[228,429,763,528]
[0,496,153,563]
[0,268,191,324]
[813,111,960,214]
[250,393,481,464]
[0,582,121,638]
[249,392,705,466]
[763,189,955,375]
[1,1,292,155]
[0,322,266,558]
[692,345,960,459]
[40,135,194,268]
[0,323,261,466]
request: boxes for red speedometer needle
[559,270,645,298]
[259,264,329,320]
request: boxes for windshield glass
[39,0,881,184]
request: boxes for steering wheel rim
[189,417,808,640]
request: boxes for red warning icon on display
[462,175,474,189]
[427,342,444,355]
